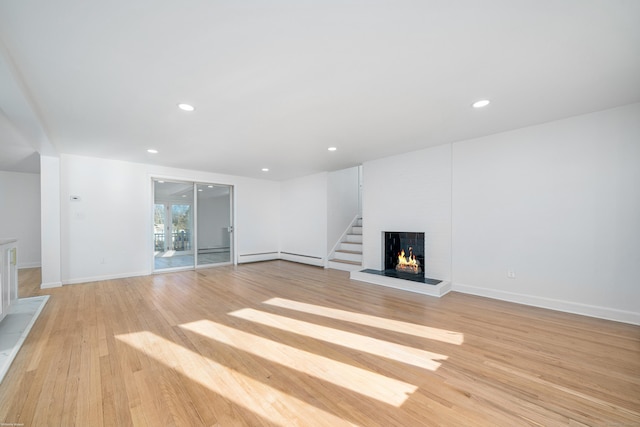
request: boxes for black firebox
[384,232,425,275]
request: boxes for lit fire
[396,247,422,274]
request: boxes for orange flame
[396,247,421,273]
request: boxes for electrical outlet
[507,270,516,279]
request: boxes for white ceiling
[1,1,639,180]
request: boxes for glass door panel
[196,184,232,266]
[154,204,166,252]
[171,204,192,252]
[153,180,195,271]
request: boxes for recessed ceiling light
[472,99,490,108]
[262,168,269,172]
[182,195,187,197]
[328,147,337,151]
[198,189,203,192]
[178,103,195,112]
[207,185,213,188]
[157,180,165,183]
[147,149,158,154]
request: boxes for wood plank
[0,263,637,426]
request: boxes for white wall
[360,103,639,324]
[41,103,640,324]
[59,154,281,284]
[0,171,41,268]
[452,103,640,323]
[40,155,62,288]
[235,179,280,263]
[60,155,149,283]
[280,172,327,266]
[327,166,360,252]
[363,144,452,282]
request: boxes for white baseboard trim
[280,252,325,267]
[453,282,640,325]
[18,262,41,269]
[62,270,149,285]
[238,252,280,264]
[40,281,62,289]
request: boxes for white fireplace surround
[349,229,451,297]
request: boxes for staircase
[328,217,363,272]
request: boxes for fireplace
[351,230,444,292]
[384,232,425,276]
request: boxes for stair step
[329,217,363,271]
[329,258,361,265]
[339,242,362,251]
[345,234,362,243]
[328,259,362,272]
[334,250,362,263]
[335,249,362,255]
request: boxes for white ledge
[350,270,451,297]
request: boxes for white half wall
[59,154,281,283]
[0,171,41,268]
[363,144,452,282]
[452,103,640,324]
[280,172,328,266]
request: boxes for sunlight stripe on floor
[116,331,357,427]
[229,308,447,371]
[263,298,464,345]
[180,319,416,407]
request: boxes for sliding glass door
[153,179,232,272]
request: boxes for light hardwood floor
[1,261,638,426]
